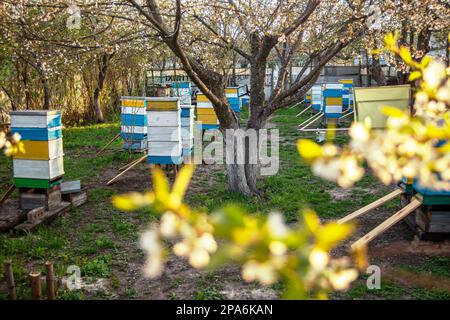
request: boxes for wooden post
[106,155,147,185]
[29,271,41,300]
[173,165,179,180]
[96,133,120,156]
[45,261,55,300]
[4,260,16,300]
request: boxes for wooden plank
[146,100,179,111]
[62,190,87,207]
[106,155,147,186]
[14,201,71,232]
[197,108,217,116]
[338,188,403,224]
[351,198,422,250]
[0,185,16,206]
[13,177,63,189]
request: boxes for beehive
[10,110,64,189]
[311,84,323,113]
[339,79,354,111]
[146,97,182,164]
[172,82,194,158]
[353,85,411,129]
[323,83,344,124]
[196,93,219,130]
[226,87,242,113]
[120,96,147,150]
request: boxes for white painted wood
[147,127,181,142]
[148,141,182,156]
[10,112,60,128]
[147,111,180,127]
[325,84,344,89]
[325,106,343,113]
[13,157,64,180]
[47,138,64,159]
[181,117,194,127]
[196,102,213,108]
[121,106,147,115]
[121,126,147,134]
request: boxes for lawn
[0,106,449,300]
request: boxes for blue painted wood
[121,114,146,127]
[11,127,62,141]
[181,108,192,117]
[182,148,193,156]
[323,89,343,97]
[121,132,147,141]
[196,124,220,130]
[123,140,147,150]
[147,155,182,165]
[324,113,342,118]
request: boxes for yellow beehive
[354,85,411,129]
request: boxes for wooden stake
[96,133,120,157]
[351,198,422,250]
[4,260,16,300]
[119,155,146,171]
[338,189,403,224]
[106,155,147,185]
[0,185,16,206]
[298,113,324,131]
[173,165,179,179]
[29,271,41,300]
[45,261,55,300]
[296,105,312,117]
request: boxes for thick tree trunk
[370,55,386,86]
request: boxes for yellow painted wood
[225,88,239,95]
[197,108,217,116]
[354,85,411,128]
[325,97,343,105]
[196,94,210,102]
[306,95,312,100]
[339,79,354,84]
[121,99,145,107]
[14,140,62,160]
[146,100,178,111]
[197,114,218,124]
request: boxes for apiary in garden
[120,97,147,151]
[146,97,183,165]
[196,93,219,130]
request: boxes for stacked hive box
[11,111,64,189]
[121,97,147,151]
[322,83,344,125]
[196,93,219,130]
[146,97,182,165]
[226,87,242,113]
[339,79,354,112]
[172,82,194,159]
[311,84,323,113]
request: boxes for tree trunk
[370,55,386,86]
[93,52,113,123]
